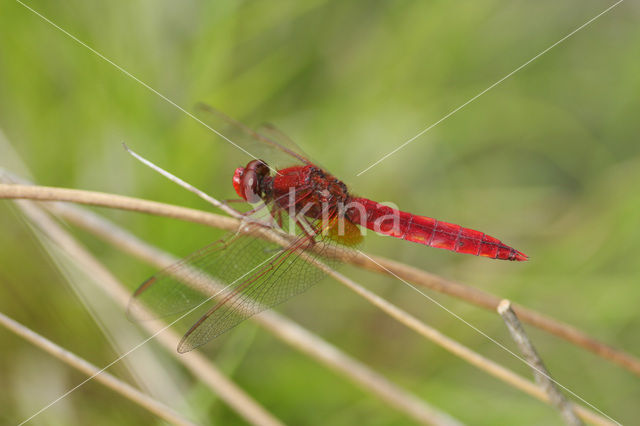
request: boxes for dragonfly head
[233,159,270,203]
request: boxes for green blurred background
[1,0,638,424]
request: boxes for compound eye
[232,167,247,200]
[254,161,269,177]
[233,160,269,202]
[242,170,262,203]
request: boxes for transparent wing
[128,223,349,352]
[127,232,254,321]
[195,103,313,169]
[255,122,331,173]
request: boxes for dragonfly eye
[233,159,270,203]
[232,167,247,200]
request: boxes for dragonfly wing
[129,223,341,352]
[128,231,270,320]
[195,103,312,169]
[255,122,317,162]
[177,233,337,352]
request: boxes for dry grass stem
[1,182,637,378]
[356,254,639,378]
[498,300,583,426]
[124,143,252,222]
[319,269,612,425]
[8,186,459,425]
[0,311,197,426]
[9,187,613,425]
[0,182,240,231]
[1,174,458,425]
[47,202,462,426]
[12,198,284,426]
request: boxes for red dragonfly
[129,105,527,353]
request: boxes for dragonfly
[129,104,527,353]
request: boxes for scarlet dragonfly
[129,105,527,353]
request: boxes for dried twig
[353,255,639,379]
[42,203,462,426]
[9,192,459,426]
[124,144,240,217]
[318,270,612,425]
[0,311,197,426]
[12,198,284,426]
[1,182,637,379]
[498,300,583,426]
[4,187,614,425]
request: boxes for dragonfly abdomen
[347,197,527,261]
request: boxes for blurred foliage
[1,0,639,424]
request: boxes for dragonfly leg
[216,199,251,217]
[293,215,321,246]
[242,201,271,216]
[264,203,285,231]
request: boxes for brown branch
[0,183,240,231]
[498,300,583,426]
[355,254,640,379]
[1,182,637,378]
[12,198,284,426]
[47,203,462,426]
[8,188,460,425]
[11,188,614,425]
[317,269,612,425]
[0,311,197,426]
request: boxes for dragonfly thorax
[271,165,351,220]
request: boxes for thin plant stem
[45,203,462,426]
[12,195,457,426]
[0,311,197,426]
[3,186,614,425]
[12,198,284,426]
[1,182,637,379]
[123,144,243,220]
[498,300,583,426]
